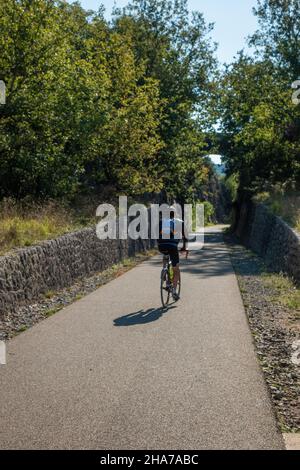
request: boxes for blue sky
[69,0,259,64]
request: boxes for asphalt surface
[0,227,284,449]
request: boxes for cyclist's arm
[182,219,189,251]
[174,217,188,251]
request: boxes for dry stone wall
[235,202,300,283]
[0,224,155,316]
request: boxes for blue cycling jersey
[158,218,183,247]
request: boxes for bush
[224,174,239,203]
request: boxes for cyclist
[157,206,188,301]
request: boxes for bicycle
[160,254,181,308]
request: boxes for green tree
[113,0,218,202]
[0,0,101,197]
[0,0,217,202]
[86,19,164,194]
[218,0,300,200]
[0,0,164,198]
[219,55,299,193]
[250,0,300,78]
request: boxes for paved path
[0,227,284,449]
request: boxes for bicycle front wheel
[160,269,170,308]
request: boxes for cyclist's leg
[158,246,169,266]
[173,266,180,290]
[169,247,180,289]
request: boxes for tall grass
[254,188,300,232]
[0,190,154,255]
[0,198,81,255]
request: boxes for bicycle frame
[160,253,181,308]
[162,255,173,281]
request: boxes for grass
[261,272,300,311]
[17,325,28,333]
[0,218,69,249]
[0,192,151,255]
[122,258,137,268]
[44,290,56,299]
[253,188,300,232]
[44,307,60,317]
[0,198,89,255]
[110,252,156,278]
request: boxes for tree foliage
[219,0,300,198]
[0,0,216,201]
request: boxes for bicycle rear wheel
[160,269,170,308]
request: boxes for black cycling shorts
[158,245,179,267]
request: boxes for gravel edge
[225,234,300,433]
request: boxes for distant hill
[206,155,226,176]
[213,163,226,176]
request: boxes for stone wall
[235,202,300,283]
[0,222,155,316]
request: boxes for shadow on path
[204,230,224,245]
[146,228,233,279]
[114,306,176,327]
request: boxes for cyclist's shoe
[172,290,180,302]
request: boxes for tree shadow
[146,229,272,280]
[114,305,176,326]
[204,230,224,244]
